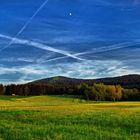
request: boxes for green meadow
[0,95,139,140]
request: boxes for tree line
[0,83,139,101]
[1,84,79,96]
[78,83,140,101]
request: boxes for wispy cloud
[0,57,34,63]
[0,59,139,84]
[94,0,140,6]
[133,0,140,5]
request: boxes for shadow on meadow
[0,95,31,101]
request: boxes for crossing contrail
[0,0,49,52]
[1,33,139,62]
[37,41,140,64]
[0,34,84,61]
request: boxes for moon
[69,13,72,16]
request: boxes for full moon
[69,13,72,16]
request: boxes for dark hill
[30,74,140,89]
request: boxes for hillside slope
[30,74,140,89]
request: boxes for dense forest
[0,74,140,101]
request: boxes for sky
[0,0,140,84]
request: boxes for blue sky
[0,0,140,84]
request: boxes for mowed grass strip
[0,96,139,140]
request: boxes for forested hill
[2,74,140,100]
[30,74,140,89]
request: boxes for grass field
[0,95,139,140]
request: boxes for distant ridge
[29,74,140,89]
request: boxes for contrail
[0,0,49,52]
[0,34,84,61]
[75,42,133,56]
[1,34,139,63]
[38,41,140,64]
